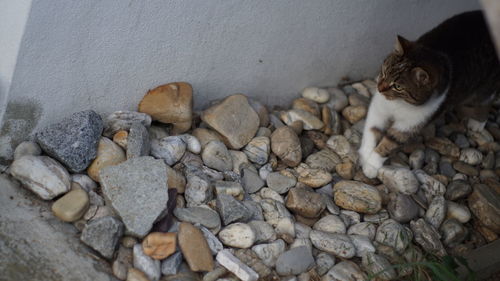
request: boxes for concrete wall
[0,0,480,160]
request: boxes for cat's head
[378,36,442,105]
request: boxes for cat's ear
[411,67,430,86]
[395,35,412,55]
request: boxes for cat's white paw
[467,119,486,132]
[362,151,386,178]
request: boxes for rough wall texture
[0,0,479,160]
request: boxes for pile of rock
[6,80,500,281]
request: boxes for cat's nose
[377,81,390,92]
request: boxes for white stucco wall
[1,0,479,154]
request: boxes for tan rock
[270,126,301,167]
[113,130,129,149]
[138,82,193,134]
[296,163,332,188]
[286,188,325,218]
[126,268,150,281]
[341,105,367,124]
[142,232,176,260]
[333,181,382,214]
[178,222,214,272]
[336,161,355,180]
[280,109,324,130]
[289,120,304,135]
[166,165,186,193]
[87,137,126,182]
[468,184,500,233]
[292,98,320,117]
[425,137,460,158]
[201,94,259,149]
[191,128,223,149]
[51,188,90,222]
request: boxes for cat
[359,10,500,178]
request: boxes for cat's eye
[392,83,402,91]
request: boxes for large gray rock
[35,110,103,172]
[9,155,71,200]
[173,206,221,229]
[100,156,169,237]
[80,216,124,259]
[0,174,116,280]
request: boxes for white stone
[150,136,186,165]
[280,109,324,130]
[302,87,330,103]
[275,217,295,237]
[71,174,98,192]
[350,235,375,257]
[179,134,201,154]
[216,249,259,281]
[309,230,355,258]
[10,155,70,200]
[447,201,471,223]
[218,223,256,248]
[347,222,376,240]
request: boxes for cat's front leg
[359,93,390,178]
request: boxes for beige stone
[138,82,193,134]
[292,98,320,117]
[341,105,367,124]
[51,188,90,222]
[336,161,355,180]
[286,188,325,218]
[468,184,500,233]
[280,109,324,130]
[87,137,126,182]
[191,128,223,149]
[126,268,150,281]
[178,222,214,272]
[333,181,382,214]
[425,137,460,158]
[113,130,128,149]
[166,165,186,193]
[142,232,176,260]
[296,163,332,188]
[201,94,259,149]
[270,126,301,167]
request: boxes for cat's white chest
[371,91,446,132]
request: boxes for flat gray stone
[80,216,124,259]
[100,156,169,237]
[103,110,152,137]
[202,140,233,172]
[216,194,252,225]
[275,246,315,276]
[161,252,183,275]
[126,122,150,159]
[133,244,161,281]
[35,110,103,172]
[198,225,224,255]
[309,230,355,258]
[173,206,221,229]
[241,168,265,193]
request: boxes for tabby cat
[359,10,500,178]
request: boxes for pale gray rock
[80,216,124,259]
[260,198,292,226]
[387,193,419,223]
[13,141,41,160]
[36,110,103,172]
[243,136,270,165]
[216,250,259,281]
[202,140,233,172]
[161,252,183,275]
[198,225,224,255]
[216,194,252,225]
[414,169,446,196]
[375,219,412,253]
[323,261,367,281]
[179,134,202,154]
[313,215,346,234]
[425,196,447,229]
[410,218,446,257]
[248,220,276,243]
[363,209,390,224]
[347,222,376,240]
[10,155,71,200]
[258,163,273,181]
[252,239,286,267]
[184,167,213,206]
[173,206,221,229]
[295,222,312,239]
[133,244,161,281]
[260,187,284,203]
[148,125,168,140]
[266,171,296,194]
[242,201,264,221]
[71,174,97,192]
[103,110,151,137]
[350,234,376,257]
[315,252,335,276]
[100,157,169,237]
[126,122,150,159]
[290,238,313,254]
[377,166,419,195]
[275,246,315,276]
[362,252,397,281]
[309,230,355,258]
[339,210,361,227]
[326,87,349,112]
[151,136,186,166]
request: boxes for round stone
[51,188,90,222]
[313,215,346,234]
[270,126,302,167]
[201,140,233,172]
[142,232,176,260]
[218,223,256,248]
[309,230,355,258]
[302,87,330,103]
[333,181,382,214]
[87,137,126,182]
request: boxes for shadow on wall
[0,95,42,164]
